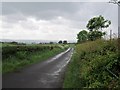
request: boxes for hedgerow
[64,39,120,88]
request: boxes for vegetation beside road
[63,39,120,88]
[63,15,120,88]
[2,43,69,74]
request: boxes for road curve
[2,48,73,88]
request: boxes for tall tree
[86,15,111,31]
[86,15,111,40]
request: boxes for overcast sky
[0,1,118,42]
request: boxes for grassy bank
[63,39,120,88]
[2,44,69,74]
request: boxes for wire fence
[104,32,118,40]
[103,29,120,52]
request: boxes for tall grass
[63,39,119,88]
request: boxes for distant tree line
[77,15,111,43]
[2,41,26,45]
[2,40,68,45]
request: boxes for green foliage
[58,40,62,44]
[86,15,111,31]
[2,45,55,60]
[77,15,111,42]
[77,30,88,43]
[63,39,119,88]
[77,15,110,43]
[77,30,106,43]
[63,40,67,44]
[58,40,68,44]
[88,30,106,41]
[2,44,69,73]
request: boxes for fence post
[110,29,112,41]
[118,27,120,55]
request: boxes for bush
[2,45,60,60]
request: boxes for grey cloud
[2,13,27,23]
[2,2,79,16]
[2,2,88,22]
[1,2,118,41]
[2,2,117,25]
[2,2,115,20]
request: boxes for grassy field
[2,43,69,74]
[63,39,120,88]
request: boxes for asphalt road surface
[2,48,73,88]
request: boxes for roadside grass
[2,44,69,74]
[63,39,120,88]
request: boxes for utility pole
[109,0,120,50]
[118,27,120,52]
[110,29,112,41]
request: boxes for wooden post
[118,27,120,54]
[110,29,112,41]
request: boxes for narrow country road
[2,48,73,88]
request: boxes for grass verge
[2,46,68,74]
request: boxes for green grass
[2,44,69,74]
[63,39,120,88]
